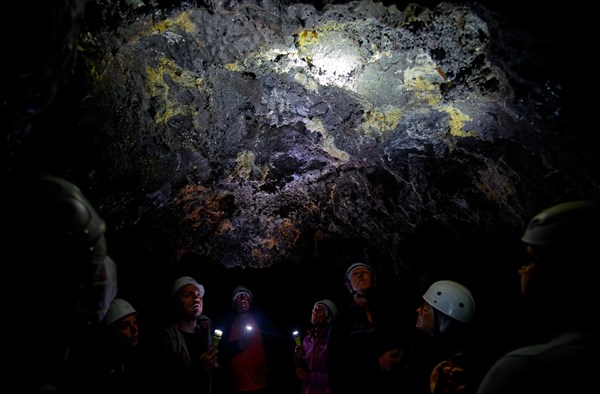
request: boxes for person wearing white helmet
[413,280,484,394]
[105,298,137,324]
[293,299,338,394]
[148,275,218,392]
[477,200,600,394]
[104,298,140,349]
[214,285,274,394]
[315,299,338,325]
[74,297,149,394]
[417,280,476,337]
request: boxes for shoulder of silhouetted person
[476,200,600,394]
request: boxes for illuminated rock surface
[3,1,598,312]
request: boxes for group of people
[323,199,600,394]
[2,171,598,394]
[0,172,278,394]
[6,2,597,393]
[327,262,483,394]
[78,276,286,394]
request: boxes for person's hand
[200,345,219,372]
[295,366,309,380]
[294,344,306,360]
[430,358,466,394]
[379,348,402,372]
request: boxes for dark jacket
[328,289,402,394]
[149,314,214,392]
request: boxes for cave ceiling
[3,0,599,287]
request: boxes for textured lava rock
[3,2,599,319]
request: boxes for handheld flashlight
[212,329,223,346]
[243,325,253,340]
[292,330,302,346]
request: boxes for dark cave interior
[2,2,598,390]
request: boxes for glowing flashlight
[292,330,302,346]
[245,325,253,332]
[212,329,223,346]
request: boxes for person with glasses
[477,201,600,394]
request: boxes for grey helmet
[231,285,252,305]
[6,172,107,248]
[3,172,116,324]
[521,200,599,246]
[344,262,376,289]
[41,174,107,247]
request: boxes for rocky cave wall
[3,0,599,334]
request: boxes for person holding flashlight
[148,276,219,392]
[215,286,272,394]
[293,299,337,394]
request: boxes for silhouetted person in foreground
[1,171,118,393]
[476,200,600,394]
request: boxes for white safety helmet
[521,200,599,246]
[104,298,136,325]
[315,299,338,323]
[171,276,205,297]
[423,280,475,324]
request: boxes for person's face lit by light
[311,303,328,326]
[177,284,203,320]
[234,293,252,314]
[416,302,435,337]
